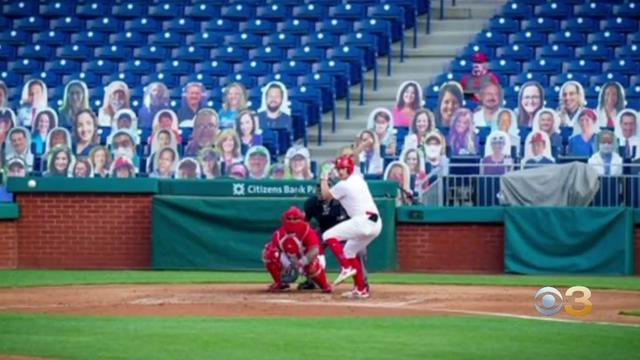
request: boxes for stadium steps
[308,1,507,163]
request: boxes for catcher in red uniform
[262,206,333,293]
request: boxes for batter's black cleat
[297,279,318,290]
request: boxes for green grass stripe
[0,270,639,291]
[0,313,638,360]
[620,310,640,317]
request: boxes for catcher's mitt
[281,265,300,284]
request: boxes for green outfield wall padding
[0,203,19,219]
[157,179,398,198]
[152,196,396,271]
[504,207,635,275]
[396,206,504,223]
[7,177,159,193]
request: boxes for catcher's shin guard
[325,238,349,268]
[262,243,282,283]
[304,258,332,293]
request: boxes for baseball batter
[320,154,382,299]
[262,206,332,293]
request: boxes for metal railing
[419,162,640,208]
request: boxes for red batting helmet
[334,154,355,175]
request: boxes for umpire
[298,183,369,290]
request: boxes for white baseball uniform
[322,172,382,258]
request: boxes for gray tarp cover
[499,162,600,206]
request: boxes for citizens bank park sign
[232,183,316,197]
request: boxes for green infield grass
[0,313,638,360]
[0,270,639,291]
[620,310,640,317]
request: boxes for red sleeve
[460,74,469,88]
[271,228,282,249]
[489,72,501,86]
[302,226,321,249]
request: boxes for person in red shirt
[262,206,332,293]
[460,52,500,104]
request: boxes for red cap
[113,157,132,169]
[579,108,597,123]
[531,132,545,143]
[472,52,489,63]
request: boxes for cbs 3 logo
[533,286,592,316]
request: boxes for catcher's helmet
[334,154,355,175]
[281,206,306,234]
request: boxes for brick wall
[0,220,18,269]
[397,223,504,273]
[16,194,152,269]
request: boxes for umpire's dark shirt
[304,195,349,234]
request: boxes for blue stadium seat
[0,30,30,45]
[134,45,168,61]
[510,31,547,47]
[488,16,520,33]
[430,73,461,88]
[522,17,560,33]
[185,2,221,20]
[111,31,146,47]
[9,59,42,74]
[0,45,16,61]
[355,18,392,58]
[549,31,585,47]
[224,32,263,49]
[221,4,256,21]
[234,60,271,77]
[57,44,93,60]
[561,17,597,33]
[256,4,290,22]
[302,32,339,49]
[77,2,111,19]
[240,19,277,36]
[591,73,629,88]
[263,32,299,49]
[4,1,38,18]
[181,73,218,89]
[149,31,183,48]
[196,60,234,76]
[113,2,145,19]
[72,31,108,47]
[298,72,336,129]
[14,16,48,33]
[317,19,354,36]
[535,2,572,19]
[18,44,53,60]
[82,59,117,75]
[211,46,248,64]
[526,59,563,75]
[188,32,224,49]
[34,30,67,46]
[327,46,366,103]
[278,19,315,36]
[474,31,508,48]
[292,4,328,22]
[313,60,352,116]
[449,58,472,75]
[31,71,61,88]
[149,2,183,19]
[52,17,85,33]
[616,45,640,61]
[165,17,199,34]
[605,59,639,75]
[173,46,208,62]
[510,72,548,87]
[125,17,161,33]
[341,32,379,72]
[257,73,297,89]
[87,17,122,33]
[536,44,573,59]
[549,73,589,88]
[143,73,178,88]
[288,46,326,64]
[250,46,287,64]
[289,85,323,128]
[497,44,534,62]
[274,60,312,77]
[489,59,520,76]
[329,3,367,21]
[500,3,533,20]
[459,43,496,59]
[220,73,257,89]
[0,71,21,87]
[628,32,640,45]
[40,2,74,18]
[614,3,640,19]
[589,31,626,47]
[565,60,601,74]
[575,44,612,61]
[602,17,638,33]
[120,59,154,75]
[368,4,407,49]
[157,60,194,75]
[574,2,612,20]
